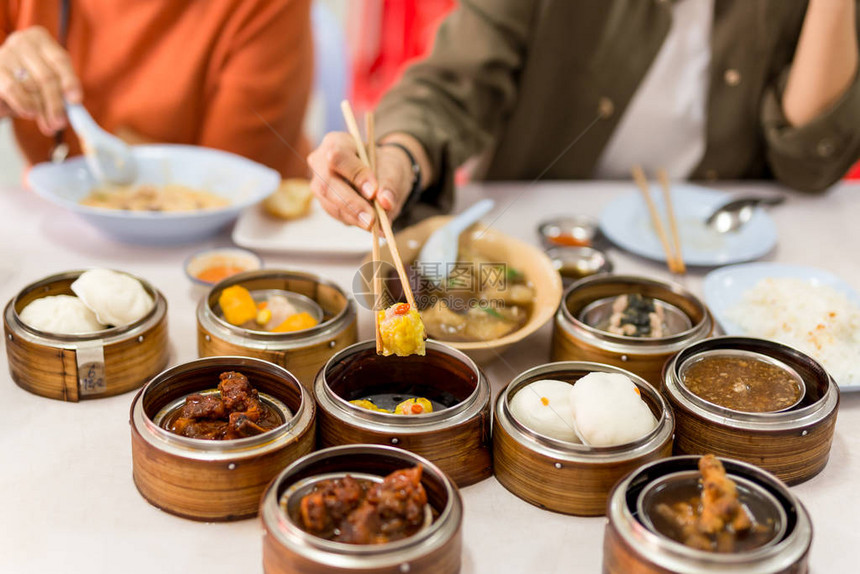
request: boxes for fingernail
[379,189,395,208]
[361,181,375,198]
[66,88,83,102]
[358,211,373,229]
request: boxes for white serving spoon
[65,102,137,185]
[416,198,496,287]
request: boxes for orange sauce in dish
[196,265,246,284]
[547,234,591,247]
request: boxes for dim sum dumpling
[568,372,657,447]
[71,269,154,327]
[19,295,105,334]
[509,379,579,442]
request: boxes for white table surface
[1,180,858,574]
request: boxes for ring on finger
[13,67,30,83]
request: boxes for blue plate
[599,184,777,266]
[704,262,860,390]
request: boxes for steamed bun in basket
[71,269,154,327]
[19,295,105,334]
[568,372,657,447]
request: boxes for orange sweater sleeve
[199,0,313,178]
[0,2,11,46]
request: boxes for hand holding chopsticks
[631,165,686,274]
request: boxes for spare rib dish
[162,371,283,440]
[294,466,428,544]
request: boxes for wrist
[379,141,422,212]
[380,133,434,188]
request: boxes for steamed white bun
[71,269,154,327]
[509,379,579,443]
[569,372,657,447]
[19,295,105,334]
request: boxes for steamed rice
[726,278,860,386]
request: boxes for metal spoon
[65,102,137,185]
[416,198,495,287]
[705,195,785,233]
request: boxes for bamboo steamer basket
[604,456,813,573]
[551,275,713,386]
[663,336,839,485]
[493,361,674,516]
[314,340,492,487]
[130,356,315,521]
[261,444,463,574]
[197,269,358,390]
[3,270,169,401]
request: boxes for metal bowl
[492,361,674,516]
[578,295,693,339]
[605,456,812,573]
[662,336,840,485]
[198,269,356,345]
[677,349,806,415]
[184,247,263,287]
[664,337,837,428]
[152,388,293,439]
[261,445,463,572]
[279,471,435,543]
[538,215,602,248]
[134,356,312,456]
[636,470,788,553]
[546,246,613,283]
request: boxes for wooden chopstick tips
[365,113,384,352]
[656,168,685,274]
[631,165,685,274]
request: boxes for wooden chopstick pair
[631,166,686,275]
[340,101,418,352]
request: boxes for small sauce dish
[546,246,613,283]
[184,247,263,287]
[538,215,601,248]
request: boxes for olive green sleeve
[761,31,860,192]
[375,0,537,226]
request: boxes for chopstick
[341,101,419,315]
[656,168,686,274]
[365,114,384,352]
[631,165,683,274]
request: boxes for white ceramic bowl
[27,144,280,245]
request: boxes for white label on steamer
[76,341,106,396]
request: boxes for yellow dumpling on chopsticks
[377,303,426,357]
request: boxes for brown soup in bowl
[680,350,805,414]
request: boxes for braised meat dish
[296,466,428,544]
[164,371,282,440]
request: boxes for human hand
[0,26,82,135]
[307,132,416,230]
